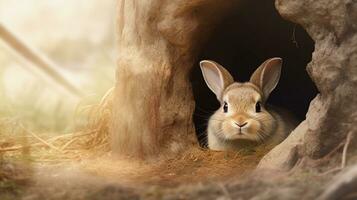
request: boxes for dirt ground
[1,146,354,200]
[0,115,355,200]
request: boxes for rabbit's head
[200,58,282,142]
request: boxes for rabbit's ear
[250,57,282,100]
[200,60,234,101]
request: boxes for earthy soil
[1,147,354,200]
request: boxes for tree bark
[110,0,235,159]
[258,0,357,170]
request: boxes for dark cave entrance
[191,0,317,147]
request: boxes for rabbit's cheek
[221,121,239,139]
[245,120,260,135]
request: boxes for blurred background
[0,0,117,134]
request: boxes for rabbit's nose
[235,122,248,128]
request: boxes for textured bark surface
[110,0,236,158]
[111,0,357,164]
[258,0,357,170]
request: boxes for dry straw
[0,87,114,161]
[0,87,269,185]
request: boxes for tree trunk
[110,0,235,159]
[110,0,357,164]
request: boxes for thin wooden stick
[341,131,352,168]
[317,165,357,200]
[33,159,74,163]
[0,146,23,152]
[48,130,97,144]
[0,129,98,153]
[320,131,353,175]
[0,23,83,97]
[291,25,299,48]
[60,137,79,150]
[0,142,54,152]
[20,126,63,153]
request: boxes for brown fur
[200,58,296,151]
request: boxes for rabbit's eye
[255,102,261,113]
[223,102,228,113]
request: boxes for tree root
[317,165,357,200]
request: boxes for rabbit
[199,57,297,151]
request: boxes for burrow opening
[191,0,317,147]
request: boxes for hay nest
[0,88,270,186]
